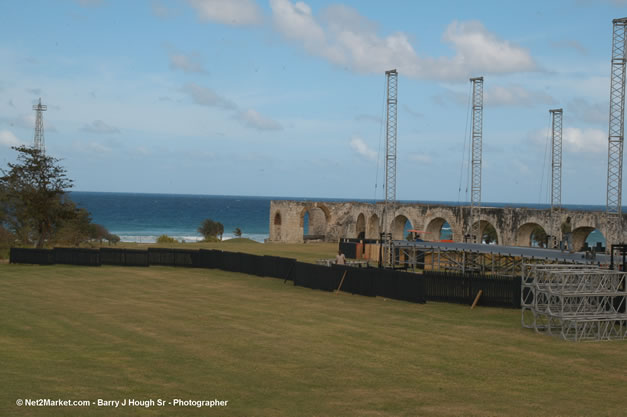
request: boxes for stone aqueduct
[268,200,626,250]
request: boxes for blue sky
[0,0,625,204]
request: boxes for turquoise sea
[69,191,607,245]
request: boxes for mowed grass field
[2,264,627,417]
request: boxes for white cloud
[349,137,377,161]
[563,127,606,153]
[187,0,262,25]
[151,0,177,18]
[485,85,556,107]
[0,130,22,147]
[181,83,237,109]
[269,0,537,81]
[81,120,120,134]
[408,153,432,164]
[568,98,607,125]
[169,51,206,73]
[550,39,587,55]
[236,109,283,131]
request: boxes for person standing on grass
[335,250,346,265]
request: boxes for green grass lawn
[2,264,627,417]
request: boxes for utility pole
[381,69,398,266]
[469,77,484,243]
[550,108,563,249]
[33,97,47,153]
[606,18,627,249]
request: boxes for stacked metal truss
[522,264,627,341]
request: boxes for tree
[482,224,498,244]
[0,146,73,248]
[198,218,224,241]
[234,227,242,238]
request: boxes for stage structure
[522,264,627,341]
[390,240,606,277]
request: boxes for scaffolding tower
[382,69,398,266]
[33,97,47,153]
[550,109,563,248]
[469,77,484,243]
[606,18,627,248]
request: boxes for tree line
[0,146,119,252]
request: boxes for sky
[0,0,626,204]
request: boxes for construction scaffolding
[522,264,627,341]
[381,69,398,267]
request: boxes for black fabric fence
[421,271,521,308]
[9,247,519,308]
[9,248,55,265]
[53,247,101,266]
[101,248,149,267]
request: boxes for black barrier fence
[421,271,521,308]
[100,248,149,267]
[9,247,518,308]
[53,247,101,266]
[9,248,55,265]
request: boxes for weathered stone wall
[268,200,625,248]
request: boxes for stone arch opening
[391,215,413,240]
[573,227,605,252]
[272,211,282,240]
[300,205,330,239]
[355,213,366,239]
[516,223,548,247]
[367,214,380,239]
[425,217,454,241]
[470,220,499,244]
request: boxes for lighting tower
[469,77,484,243]
[550,108,563,248]
[33,97,47,153]
[384,69,398,205]
[380,69,398,266]
[606,18,627,248]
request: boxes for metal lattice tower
[550,108,563,248]
[469,77,484,243]
[33,97,47,153]
[381,69,398,266]
[384,69,398,205]
[606,18,627,247]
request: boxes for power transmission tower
[33,97,47,153]
[606,18,627,249]
[469,77,484,243]
[381,69,398,266]
[550,108,563,248]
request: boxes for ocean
[69,192,607,245]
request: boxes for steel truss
[522,264,627,341]
[382,69,398,267]
[469,77,484,243]
[606,18,627,247]
[33,97,47,153]
[550,109,563,249]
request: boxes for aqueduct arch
[516,222,547,247]
[355,213,366,239]
[300,204,331,238]
[391,214,413,240]
[367,214,380,239]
